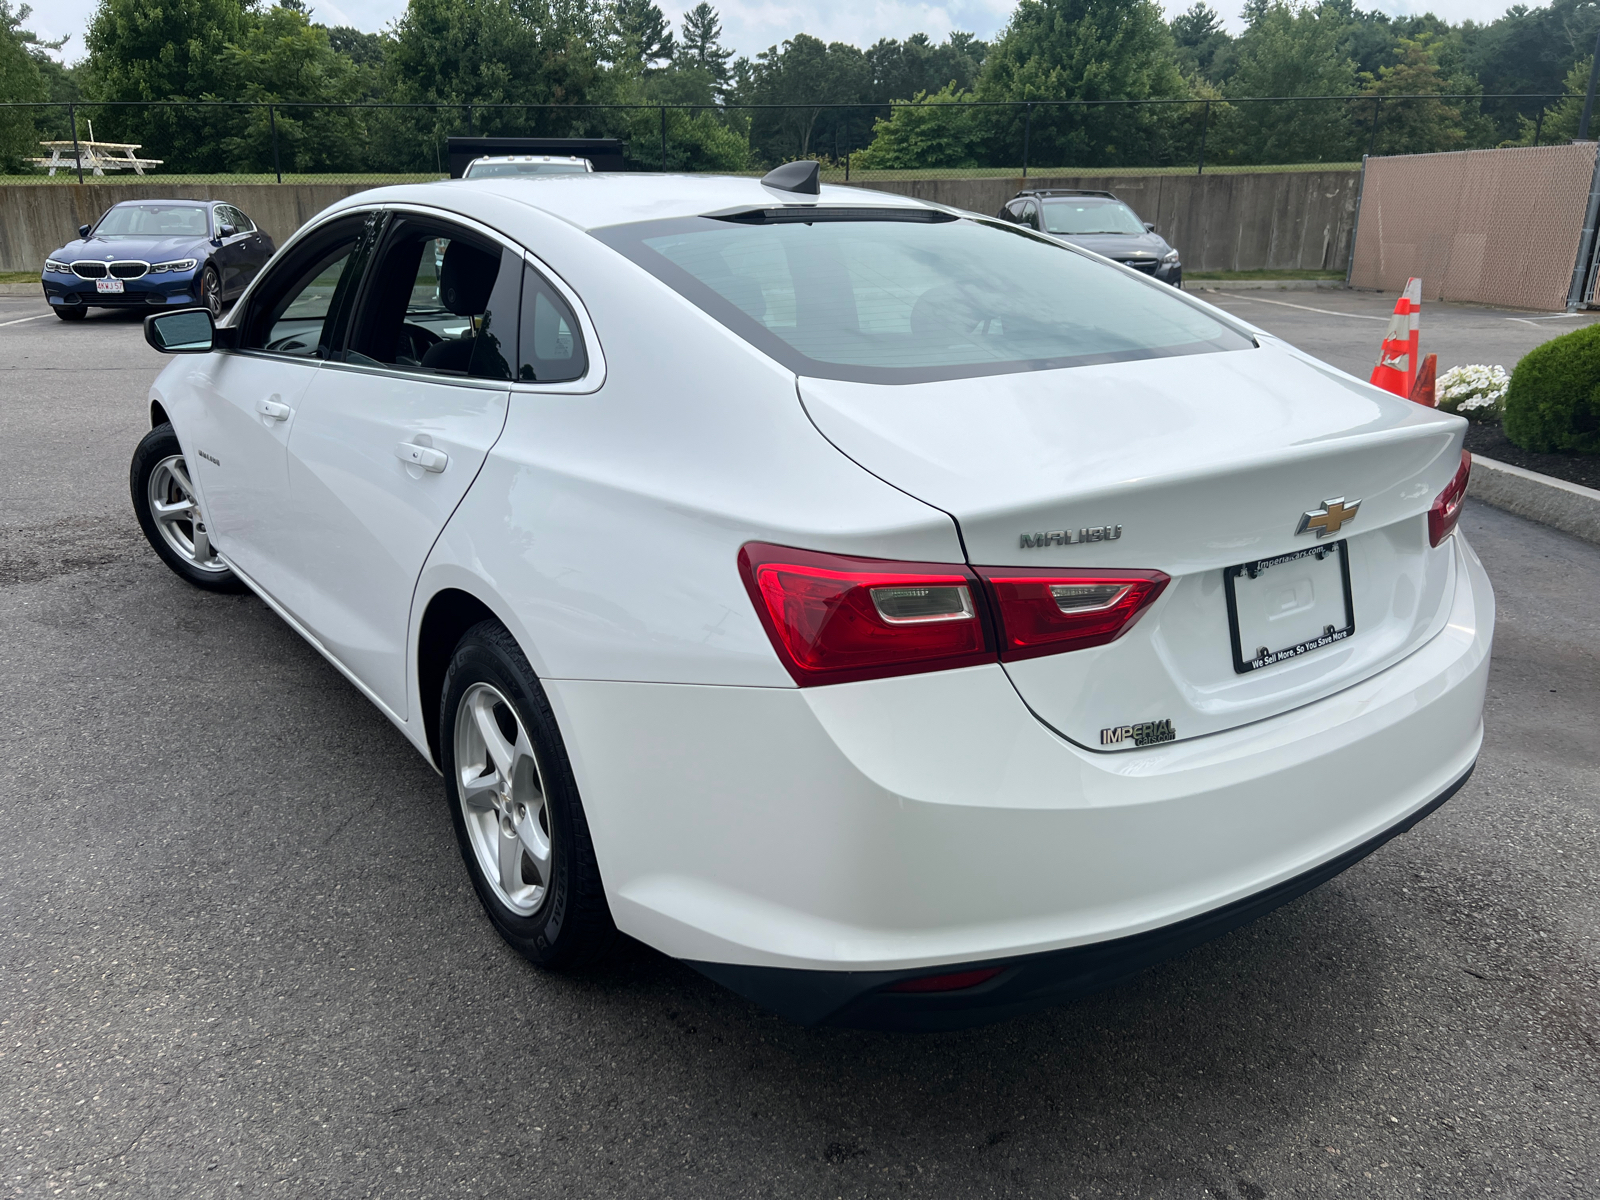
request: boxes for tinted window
[595,215,1249,384]
[1042,199,1146,236]
[95,204,209,238]
[517,264,587,382]
[345,220,515,381]
[465,161,590,178]
[239,214,375,358]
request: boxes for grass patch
[1187,268,1347,280]
[0,271,40,284]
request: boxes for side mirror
[219,224,237,238]
[78,224,91,238]
[1144,222,1157,233]
[145,308,216,354]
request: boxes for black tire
[441,620,616,969]
[129,423,245,593]
[200,266,223,317]
[54,305,86,321]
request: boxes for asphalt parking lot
[2,294,1598,1199]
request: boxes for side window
[518,264,588,383]
[230,207,256,233]
[345,220,516,381]
[238,215,374,358]
[1021,202,1040,231]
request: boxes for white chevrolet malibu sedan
[131,166,1491,1029]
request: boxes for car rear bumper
[544,532,1491,1024]
[693,761,1474,1029]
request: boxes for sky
[29,0,1543,68]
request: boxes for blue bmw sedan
[41,200,274,321]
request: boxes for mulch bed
[1463,423,1600,492]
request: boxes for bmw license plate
[1223,541,1354,674]
[95,278,124,294]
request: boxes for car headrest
[439,240,499,316]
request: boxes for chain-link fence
[0,94,1575,185]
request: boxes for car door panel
[181,352,320,586]
[283,369,510,716]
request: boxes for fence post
[660,105,667,170]
[68,101,84,185]
[845,151,850,182]
[1534,110,1544,147]
[1196,100,1210,176]
[1022,102,1033,180]
[1366,96,1383,158]
[1346,154,1367,288]
[1566,142,1600,311]
[464,104,473,137]
[269,103,282,183]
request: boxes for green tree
[608,0,673,69]
[1461,0,1600,142]
[675,2,731,90]
[218,3,368,172]
[852,82,984,168]
[1218,1,1358,165]
[377,0,606,169]
[1516,56,1590,144]
[1357,31,1489,155]
[1170,2,1231,82]
[0,0,50,171]
[736,33,871,164]
[865,31,987,102]
[83,0,260,170]
[975,0,1192,169]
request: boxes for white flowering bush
[1437,364,1510,422]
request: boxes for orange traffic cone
[1370,277,1421,397]
[1409,353,1437,406]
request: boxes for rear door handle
[395,441,448,473]
[256,398,291,421]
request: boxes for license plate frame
[1223,540,1354,675]
[95,278,124,294]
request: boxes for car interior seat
[420,241,501,374]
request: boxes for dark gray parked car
[997,190,1181,287]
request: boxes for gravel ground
[1,298,1597,1199]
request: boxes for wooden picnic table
[30,139,164,177]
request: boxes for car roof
[110,199,215,206]
[325,174,943,234]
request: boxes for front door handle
[257,398,291,421]
[395,441,448,473]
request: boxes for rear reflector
[887,967,1004,993]
[1428,449,1472,547]
[976,567,1169,661]
[737,543,992,685]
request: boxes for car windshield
[94,205,209,238]
[595,215,1248,384]
[464,161,589,178]
[1041,200,1146,236]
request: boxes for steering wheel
[396,322,443,365]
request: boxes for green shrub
[1503,323,1600,454]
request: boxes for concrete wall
[0,181,382,272]
[0,170,1362,275]
[848,170,1362,273]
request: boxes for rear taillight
[976,567,1170,660]
[737,543,991,685]
[1428,449,1472,547]
[739,544,1170,685]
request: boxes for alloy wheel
[202,269,222,317]
[146,455,228,574]
[453,682,554,916]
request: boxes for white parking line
[1206,292,1389,321]
[0,313,51,328]
[1506,314,1587,327]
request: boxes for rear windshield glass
[1042,199,1146,236]
[593,215,1249,383]
[95,205,210,238]
[464,161,588,177]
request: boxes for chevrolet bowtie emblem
[1296,496,1361,538]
